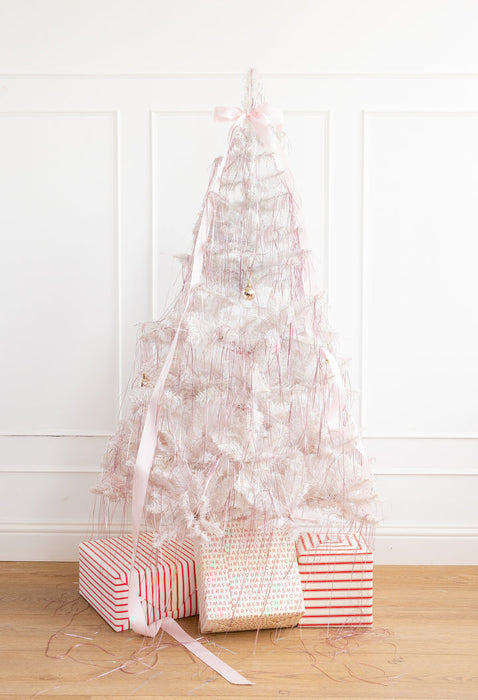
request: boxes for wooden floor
[0,563,476,699]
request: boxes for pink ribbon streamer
[128,573,251,685]
[127,111,253,685]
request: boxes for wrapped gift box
[79,533,197,631]
[195,524,305,633]
[296,533,373,627]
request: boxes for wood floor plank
[0,563,476,699]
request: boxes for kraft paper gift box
[79,533,197,632]
[195,524,305,633]
[296,533,373,627]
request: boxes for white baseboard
[0,522,477,564]
[374,526,478,564]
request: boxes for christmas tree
[94,70,376,552]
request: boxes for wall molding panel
[1,74,477,563]
[361,108,478,439]
[0,108,121,437]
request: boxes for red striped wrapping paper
[79,533,197,632]
[296,533,373,627]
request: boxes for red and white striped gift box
[296,533,373,627]
[79,533,197,632]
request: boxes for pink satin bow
[214,103,283,151]
[126,103,255,686]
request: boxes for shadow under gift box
[195,524,305,633]
[296,533,373,627]
[79,533,197,631]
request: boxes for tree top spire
[242,68,264,112]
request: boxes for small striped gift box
[296,533,373,627]
[79,533,197,632]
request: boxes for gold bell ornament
[242,276,255,301]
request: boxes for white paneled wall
[0,111,119,435]
[0,67,477,562]
[363,111,478,436]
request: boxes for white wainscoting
[1,76,477,563]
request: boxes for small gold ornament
[141,372,149,386]
[242,277,255,301]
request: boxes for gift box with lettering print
[195,523,305,633]
[297,533,373,627]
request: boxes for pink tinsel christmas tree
[93,70,377,551]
